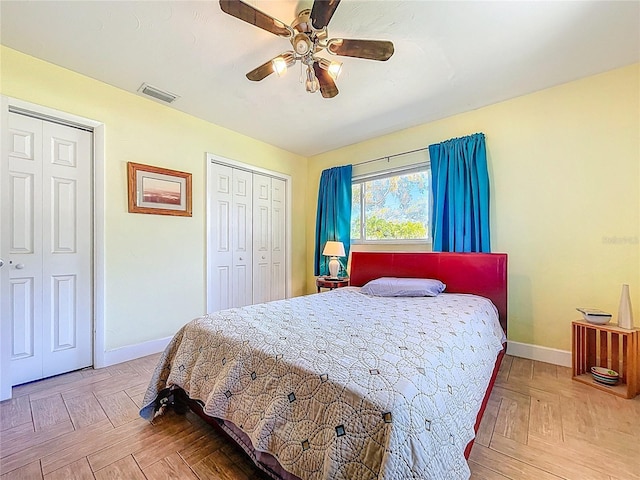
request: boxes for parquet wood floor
[1,354,638,479]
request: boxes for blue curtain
[429,133,491,252]
[314,165,352,276]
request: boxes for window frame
[351,164,432,245]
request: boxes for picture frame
[127,162,192,217]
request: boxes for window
[351,166,431,243]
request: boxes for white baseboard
[99,339,572,369]
[506,341,571,367]
[96,336,172,368]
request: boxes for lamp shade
[322,241,346,257]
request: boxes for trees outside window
[351,168,430,243]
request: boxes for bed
[141,252,508,480]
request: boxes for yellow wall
[307,64,640,351]
[0,46,308,350]
[3,44,638,355]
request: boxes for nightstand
[572,320,639,399]
[316,277,349,292]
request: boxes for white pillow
[360,277,446,297]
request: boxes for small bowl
[576,308,612,325]
[583,313,612,325]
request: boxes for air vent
[137,83,179,104]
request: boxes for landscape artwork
[127,162,192,217]
[142,177,181,205]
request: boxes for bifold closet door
[209,162,287,312]
[2,112,92,386]
[209,164,253,312]
[232,169,253,307]
[252,173,271,305]
[270,177,286,301]
[253,174,286,304]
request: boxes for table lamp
[322,241,346,279]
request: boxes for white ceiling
[1,1,638,156]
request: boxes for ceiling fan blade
[246,59,275,82]
[327,39,394,61]
[220,0,292,38]
[313,62,339,98]
[310,0,341,30]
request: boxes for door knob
[15,263,25,269]
[0,258,3,268]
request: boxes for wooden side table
[572,320,639,399]
[316,277,349,292]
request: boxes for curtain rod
[352,146,429,167]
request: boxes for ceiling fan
[219,0,395,98]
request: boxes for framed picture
[127,162,192,217]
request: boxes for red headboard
[350,252,508,333]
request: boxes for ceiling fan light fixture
[222,0,394,98]
[272,56,288,76]
[305,66,320,93]
[272,52,296,77]
[328,61,342,80]
[318,58,342,80]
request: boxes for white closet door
[41,121,92,378]
[252,173,271,305]
[2,113,92,385]
[207,157,289,312]
[3,114,44,383]
[231,169,252,307]
[270,177,286,301]
[209,164,234,312]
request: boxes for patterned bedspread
[141,288,506,480]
